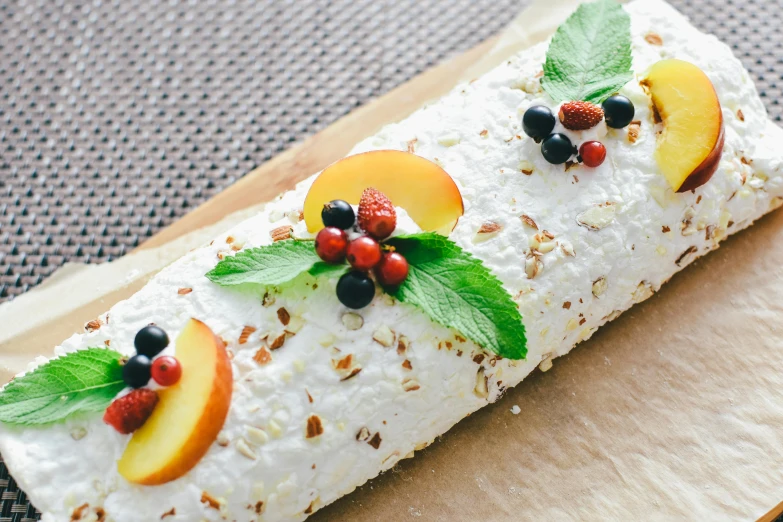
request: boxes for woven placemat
[1,0,782,519]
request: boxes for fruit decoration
[541,133,576,165]
[578,141,607,168]
[336,271,376,309]
[103,389,159,434]
[346,236,382,271]
[641,59,724,192]
[315,227,349,264]
[558,101,604,131]
[522,105,556,141]
[321,199,356,230]
[151,356,182,387]
[602,94,636,129]
[123,354,152,389]
[134,325,170,358]
[375,251,409,287]
[302,150,463,236]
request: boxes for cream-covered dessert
[2,1,783,521]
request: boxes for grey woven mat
[1,0,782,519]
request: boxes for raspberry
[558,101,604,131]
[103,388,159,434]
[357,188,396,240]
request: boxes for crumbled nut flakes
[270,225,293,242]
[201,492,221,510]
[253,346,272,365]
[577,202,616,230]
[397,335,410,355]
[473,367,489,399]
[592,276,608,297]
[628,120,641,143]
[373,325,395,347]
[477,221,502,235]
[277,307,291,326]
[239,325,256,345]
[306,415,324,438]
[402,359,413,370]
[85,319,102,332]
[342,312,364,330]
[177,287,193,295]
[356,427,371,441]
[368,432,382,449]
[236,438,257,460]
[645,32,663,45]
[402,378,421,392]
[269,333,286,350]
[520,214,538,229]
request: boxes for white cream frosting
[3,1,783,521]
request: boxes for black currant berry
[322,200,356,230]
[134,325,170,358]
[522,105,556,141]
[541,133,575,164]
[336,271,376,309]
[123,354,152,388]
[602,95,635,129]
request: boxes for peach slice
[117,319,232,485]
[642,59,725,192]
[303,150,464,235]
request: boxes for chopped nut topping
[373,325,395,347]
[70,426,87,441]
[675,246,698,267]
[304,501,316,515]
[525,254,543,279]
[479,129,489,137]
[560,240,576,257]
[520,214,538,229]
[201,492,221,510]
[239,325,256,345]
[341,367,362,381]
[539,355,553,372]
[356,427,371,442]
[306,389,314,403]
[473,367,489,399]
[632,281,655,303]
[262,292,276,307]
[407,138,418,153]
[253,346,272,365]
[627,120,641,143]
[563,301,571,310]
[216,431,230,447]
[342,312,364,330]
[402,378,421,392]
[644,32,663,45]
[332,354,353,370]
[85,319,102,332]
[245,426,269,446]
[397,335,410,355]
[269,333,286,350]
[592,276,608,298]
[473,353,485,364]
[306,415,324,439]
[577,202,616,230]
[236,438,257,460]
[177,287,193,295]
[277,307,291,326]
[737,109,745,122]
[402,359,413,370]
[254,502,265,515]
[477,221,502,234]
[368,432,382,449]
[161,507,176,519]
[518,160,534,175]
[270,225,293,242]
[662,225,671,233]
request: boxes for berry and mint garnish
[321,199,356,230]
[541,133,575,165]
[134,325,170,358]
[346,236,382,271]
[358,188,397,240]
[123,354,152,389]
[315,227,349,263]
[151,356,182,387]
[559,101,604,131]
[336,271,376,309]
[602,94,635,129]
[522,105,556,141]
[103,388,159,434]
[579,141,607,168]
[375,251,409,287]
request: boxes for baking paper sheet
[2,0,782,519]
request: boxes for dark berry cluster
[522,95,635,167]
[123,325,182,388]
[316,189,410,309]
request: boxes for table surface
[1,0,782,520]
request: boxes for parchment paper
[3,1,782,519]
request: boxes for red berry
[346,236,382,271]
[579,141,607,168]
[357,187,396,239]
[375,251,409,286]
[151,356,182,387]
[559,101,604,131]
[103,388,159,434]
[315,227,348,263]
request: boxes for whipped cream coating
[3,1,783,520]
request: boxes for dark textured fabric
[1,0,782,519]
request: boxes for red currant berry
[151,356,182,387]
[579,141,607,168]
[346,236,382,270]
[375,252,409,287]
[315,227,348,263]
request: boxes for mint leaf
[385,233,527,360]
[206,240,324,287]
[0,348,125,426]
[308,261,348,279]
[541,0,632,104]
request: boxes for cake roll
[2,0,783,520]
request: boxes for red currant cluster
[315,188,410,309]
[104,325,182,434]
[522,95,635,168]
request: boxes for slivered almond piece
[368,432,382,449]
[177,287,193,295]
[520,214,538,229]
[239,326,256,345]
[628,121,641,143]
[269,333,286,350]
[645,32,663,45]
[270,225,293,242]
[306,415,324,439]
[253,346,272,365]
[201,492,221,510]
[85,319,102,332]
[402,359,412,370]
[277,307,291,326]
[478,221,502,234]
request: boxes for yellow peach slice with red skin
[117,319,232,485]
[642,59,725,193]
[304,150,464,236]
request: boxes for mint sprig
[385,233,526,360]
[0,348,125,426]
[541,0,632,104]
[206,240,346,287]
